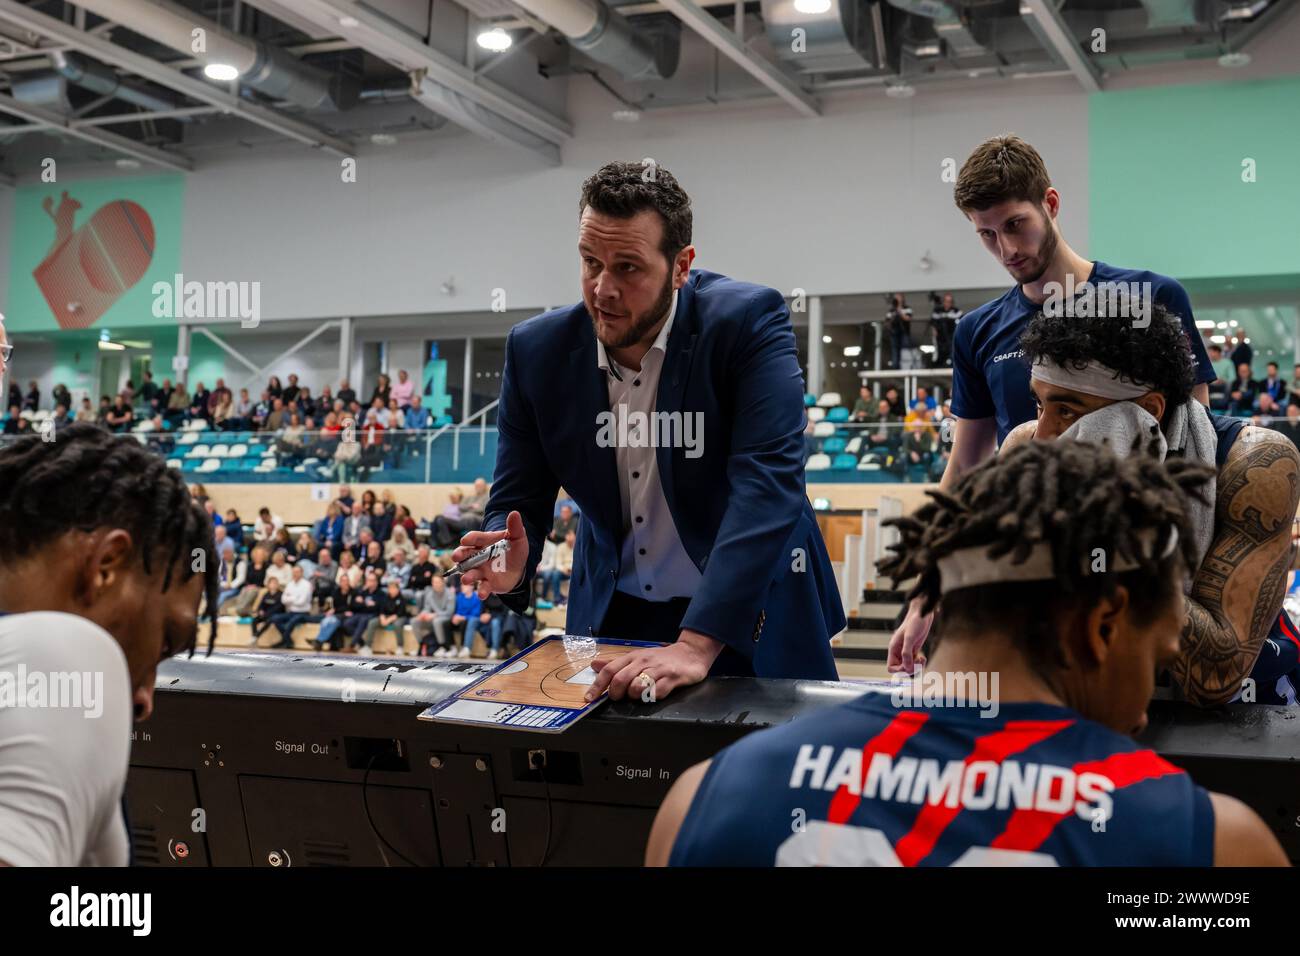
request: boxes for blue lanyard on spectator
[0,609,135,866]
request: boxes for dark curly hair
[1020,299,1196,411]
[878,440,1211,676]
[0,423,217,655]
[579,160,692,261]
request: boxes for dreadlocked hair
[877,439,1212,676]
[0,423,218,655]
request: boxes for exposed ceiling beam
[654,0,819,116]
[260,0,571,146]
[0,0,355,155]
[1019,0,1103,92]
[0,90,193,169]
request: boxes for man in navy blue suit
[453,161,844,701]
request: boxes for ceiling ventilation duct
[69,0,358,110]
[885,0,989,59]
[511,0,679,80]
[760,0,897,74]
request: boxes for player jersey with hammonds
[669,690,1213,866]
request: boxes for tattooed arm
[1172,427,1300,706]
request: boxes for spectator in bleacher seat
[209,378,231,419]
[293,532,319,573]
[75,398,95,423]
[931,292,961,368]
[406,544,438,600]
[138,372,157,406]
[251,389,271,430]
[886,294,913,370]
[264,398,287,432]
[269,527,295,561]
[346,570,383,652]
[254,506,284,543]
[188,382,211,423]
[442,578,483,659]
[412,574,455,656]
[901,411,938,471]
[250,575,285,643]
[1207,343,1233,412]
[851,385,874,422]
[478,581,508,660]
[883,385,904,417]
[158,378,174,408]
[165,382,189,424]
[1229,330,1252,370]
[382,548,411,590]
[387,397,405,429]
[1,405,19,436]
[370,373,391,409]
[276,413,306,464]
[315,501,345,557]
[227,388,253,430]
[369,500,393,543]
[224,509,244,550]
[404,395,431,429]
[216,544,247,616]
[386,524,417,564]
[363,539,386,576]
[1258,362,1286,414]
[312,577,351,651]
[379,488,398,518]
[365,396,390,429]
[190,483,209,505]
[51,404,71,434]
[298,386,317,422]
[549,504,578,544]
[867,399,901,455]
[319,384,334,409]
[6,382,22,411]
[51,382,71,410]
[911,386,937,413]
[432,476,489,547]
[281,374,300,405]
[502,588,538,654]
[374,579,410,655]
[105,395,133,433]
[337,379,357,406]
[232,546,269,618]
[309,547,337,600]
[212,389,233,430]
[265,548,293,588]
[271,564,315,649]
[539,531,574,607]
[351,526,376,562]
[119,380,136,405]
[212,524,228,557]
[342,506,369,554]
[391,369,415,410]
[266,375,283,402]
[335,485,355,515]
[1229,363,1258,416]
[23,380,39,412]
[336,548,363,590]
[394,504,417,539]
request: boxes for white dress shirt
[596,292,703,601]
[282,577,314,613]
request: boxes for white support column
[807,295,823,399]
[462,336,474,423]
[338,316,353,392]
[175,324,190,387]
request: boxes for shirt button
[635,516,643,524]
[645,585,652,592]
[639,548,646,555]
[632,471,640,479]
[634,379,641,387]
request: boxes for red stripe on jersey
[990,748,1185,852]
[1277,612,1300,652]
[893,719,1074,867]
[826,711,929,825]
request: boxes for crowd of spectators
[197,480,582,658]
[811,380,954,480]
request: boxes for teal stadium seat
[826,407,849,423]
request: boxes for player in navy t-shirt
[890,134,1213,673]
[647,441,1287,866]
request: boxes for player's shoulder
[507,302,590,350]
[954,288,1019,338]
[0,611,127,675]
[686,270,786,328]
[1094,261,1190,303]
[1224,421,1300,472]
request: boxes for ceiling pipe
[510,0,678,80]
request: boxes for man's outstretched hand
[452,510,529,592]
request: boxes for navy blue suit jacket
[483,270,844,680]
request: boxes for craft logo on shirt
[992,350,1023,364]
[50,886,151,936]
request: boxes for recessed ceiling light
[1218,52,1251,68]
[477,28,512,51]
[339,15,359,27]
[794,0,832,12]
[612,109,641,122]
[369,132,398,146]
[115,158,141,169]
[203,62,240,81]
[885,83,915,98]
[822,335,832,344]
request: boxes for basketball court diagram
[463,638,644,708]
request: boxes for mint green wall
[1089,74,1300,280]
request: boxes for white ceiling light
[1218,52,1251,68]
[822,335,832,344]
[339,15,359,27]
[115,158,141,169]
[1211,334,1226,344]
[477,28,513,51]
[203,62,240,81]
[612,109,641,123]
[843,346,862,357]
[885,83,915,98]
[794,0,832,12]
[97,340,125,351]
[1195,320,1216,329]
[369,133,398,146]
